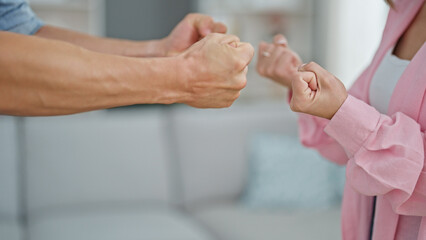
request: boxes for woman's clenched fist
[176,33,254,108]
[290,62,348,119]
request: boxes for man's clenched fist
[161,13,227,57]
[176,33,254,108]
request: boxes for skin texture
[35,13,228,58]
[393,2,426,60]
[178,34,254,108]
[0,14,254,116]
[257,2,425,120]
[256,35,347,119]
[161,13,228,57]
[256,34,302,88]
[291,63,348,120]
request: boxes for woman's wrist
[330,91,349,119]
[324,95,381,156]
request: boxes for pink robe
[298,0,426,239]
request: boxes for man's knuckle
[248,44,255,55]
[230,34,240,41]
[235,59,246,70]
[225,101,233,108]
[238,79,247,89]
[233,91,241,100]
[209,32,220,37]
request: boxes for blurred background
[0,0,388,239]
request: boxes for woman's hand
[256,34,302,88]
[290,62,348,120]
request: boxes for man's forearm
[35,25,167,57]
[0,31,184,116]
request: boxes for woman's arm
[298,114,349,165]
[325,95,425,216]
[293,62,426,216]
[256,34,349,165]
[0,31,254,116]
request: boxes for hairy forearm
[0,31,184,116]
[35,25,166,57]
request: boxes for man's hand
[256,34,302,88]
[161,13,227,57]
[175,33,254,108]
[0,31,249,116]
[290,62,348,119]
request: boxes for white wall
[29,0,105,35]
[324,0,388,87]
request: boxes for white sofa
[0,101,341,240]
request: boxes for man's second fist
[175,33,254,108]
[162,13,228,57]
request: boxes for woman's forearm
[34,25,166,57]
[0,31,182,116]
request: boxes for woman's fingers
[292,73,316,99]
[299,71,318,91]
[257,43,275,71]
[258,41,269,57]
[291,75,311,113]
[263,43,275,56]
[299,62,328,77]
[267,47,285,76]
[274,34,288,47]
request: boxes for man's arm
[35,25,166,57]
[34,14,227,58]
[0,31,181,116]
[0,31,253,116]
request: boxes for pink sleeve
[324,95,426,216]
[298,115,349,165]
[295,90,350,165]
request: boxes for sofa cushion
[242,134,344,209]
[172,102,298,206]
[191,203,341,240]
[0,219,22,240]
[24,109,173,214]
[0,116,20,218]
[28,207,214,240]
